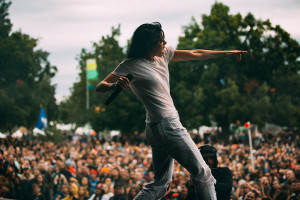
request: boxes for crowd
[0,127,299,200]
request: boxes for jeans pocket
[163,117,184,131]
[147,122,167,147]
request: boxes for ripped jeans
[133,116,217,200]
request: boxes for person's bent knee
[191,165,212,183]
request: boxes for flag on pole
[86,58,98,109]
[35,107,48,130]
[86,58,98,80]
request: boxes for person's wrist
[109,82,117,89]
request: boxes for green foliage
[170,2,300,141]
[0,0,58,133]
[0,0,12,37]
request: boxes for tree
[0,0,58,133]
[169,2,300,142]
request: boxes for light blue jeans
[134,116,217,200]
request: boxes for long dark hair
[127,22,164,59]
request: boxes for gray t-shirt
[111,46,178,123]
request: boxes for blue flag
[36,107,48,130]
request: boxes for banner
[86,58,98,80]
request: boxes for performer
[96,22,247,200]
[186,145,233,200]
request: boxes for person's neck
[144,55,154,61]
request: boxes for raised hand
[117,76,130,89]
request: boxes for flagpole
[86,68,89,110]
[248,128,254,170]
[245,121,254,171]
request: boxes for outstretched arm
[171,49,247,62]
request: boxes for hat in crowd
[90,169,98,176]
[198,145,217,157]
[65,159,72,166]
[172,192,179,198]
[198,144,218,168]
[101,166,109,173]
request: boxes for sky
[8,0,300,103]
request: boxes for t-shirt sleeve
[111,60,129,77]
[163,46,175,62]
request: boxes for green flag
[86,59,98,80]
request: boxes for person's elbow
[95,85,101,92]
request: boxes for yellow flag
[87,59,97,70]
